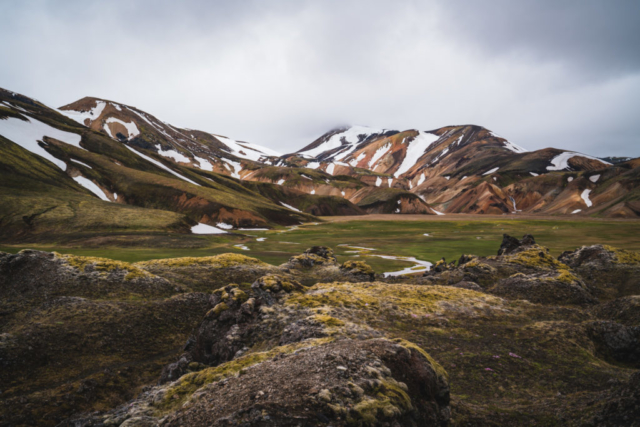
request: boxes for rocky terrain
[1,236,639,426]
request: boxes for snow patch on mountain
[581,189,593,207]
[223,158,242,179]
[482,167,500,176]
[394,131,440,178]
[299,126,385,159]
[72,176,111,201]
[191,223,227,234]
[156,144,191,163]
[194,156,213,171]
[368,142,391,168]
[70,159,92,169]
[104,117,140,139]
[124,145,201,186]
[502,140,528,153]
[280,202,301,212]
[58,101,106,125]
[547,151,611,171]
[306,161,320,169]
[0,115,83,170]
[215,134,278,162]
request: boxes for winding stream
[337,244,432,277]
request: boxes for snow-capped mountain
[1,86,638,224]
[58,97,281,179]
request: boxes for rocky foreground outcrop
[1,237,640,426]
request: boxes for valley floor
[2,217,640,275]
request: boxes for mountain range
[1,86,638,241]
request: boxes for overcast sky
[1,0,639,156]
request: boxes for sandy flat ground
[319,213,640,223]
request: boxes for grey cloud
[0,0,638,157]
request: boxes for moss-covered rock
[284,246,338,269]
[489,271,597,306]
[340,260,375,281]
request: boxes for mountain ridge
[2,86,639,242]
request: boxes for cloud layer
[1,0,638,156]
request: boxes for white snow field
[72,176,110,201]
[298,125,384,159]
[191,223,228,234]
[155,144,190,163]
[394,131,440,178]
[0,115,83,170]
[58,101,106,125]
[581,189,593,207]
[547,151,611,171]
[482,167,500,176]
[280,202,301,212]
[124,145,201,186]
[104,117,140,139]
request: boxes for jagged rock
[489,271,597,306]
[339,260,375,281]
[497,233,536,255]
[584,371,640,427]
[284,246,338,269]
[160,339,450,427]
[559,245,640,299]
[586,321,640,366]
[457,254,477,266]
[593,295,640,326]
[160,275,305,384]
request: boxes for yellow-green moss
[392,338,449,382]
[206,302,228,318]
[135,253,268,269]
[290,253,330,266]
[604,245,640,265]
[341,260,374,275]
[56,253,150,281]
[312,314,345,327]
[503,247,569,270]
[286,282,502,316]
[158,337,334,412]
[259,275,298,293]
[550,270,580,284]
[463,260,496,273]
[347,379,412,425]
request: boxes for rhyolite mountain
[1,85,639,245]
[57,92,640,218]
[0,88,363,241]
[284,125,640,217]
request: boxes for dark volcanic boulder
[497,233,536,256]
[586,320,640,366]
[284,246,338,269]
[160,338,450,427]
[489,271,597,306]
[160,275,305,384]
[339,260,375,281]
[584,371,640,427]
[593,295,640,326]
[558,245,640,299]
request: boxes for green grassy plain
[3,218,640,275]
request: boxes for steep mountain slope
[283,124,637,217]
[0,88,366,241]
[58,97,281,178]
